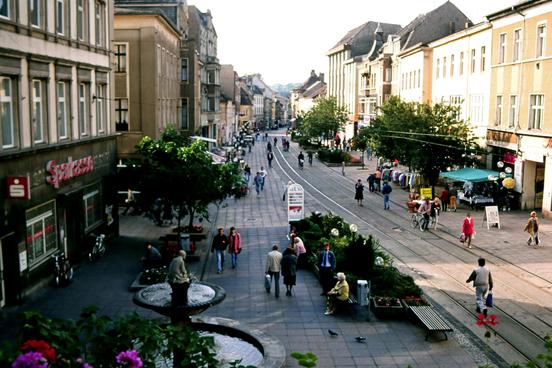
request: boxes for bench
[408,306,453,341]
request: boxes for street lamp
[375,256,384,267]
[349,223,358,241]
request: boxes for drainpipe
[515,9,526,209]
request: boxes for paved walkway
[3,130,549,367]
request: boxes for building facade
[0,0,117,306]
[487,0,552,214]
[113,9,181,159]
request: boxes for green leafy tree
[363,96,479,188]
[351,128,369,169]
[136,127,242,229]
[299,96,348,144]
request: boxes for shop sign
[486,130,517,147]
[46,156,95,189]
[523,148,544,163]
[484,205,501,229]
[420,187,433,199]
[19,251,28,272]
[287,183,305,222]
[514,159,523,193]
[6,176,31,199]
[503,152,517,164]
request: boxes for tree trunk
[187,207,195,230]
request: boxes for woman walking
[462,212,475,249]
[355,179,365,206]
[228,226,242,269]
[524,211,540,247]
[281,246,297,296]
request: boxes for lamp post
[349,223,358,241]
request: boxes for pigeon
[355,336,366,342]
[328,329,339,336]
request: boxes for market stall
[440,168,500,210]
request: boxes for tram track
[273,142,552,364]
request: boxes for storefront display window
[83,186,102,230]
[26,201,57,268]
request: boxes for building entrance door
[535,163,545,209]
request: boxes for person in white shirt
[466,258,493,316]
[265,244,283,297]
[259,167,268,191]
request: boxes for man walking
[381,181,392,210]
[211,228,228,274]
[267,151,274,168]
[167,250,190,306]
[466,258,493,316]
[318,243,336,296]
[254,172,263,196]
[259,166,267,191]
[265,244,283,297]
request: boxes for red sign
[6,176,30,199]
[46,156,95,189]
[503,152,517,164]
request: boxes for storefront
[0,137,118,304]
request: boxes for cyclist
[307,151,313,166]
[297,151,305,169]
[417,198,432,230]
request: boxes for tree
[299,97,348,144]
[351,128,369,169]
[363,96,479,188]
[136,127,242,229]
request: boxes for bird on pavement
[328,329,339,336]
[355,336,366,342]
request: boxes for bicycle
[89,234,106,261]
[52,252,73,286]
[411,213,428,232]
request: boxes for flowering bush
[139,266,167,285]
[373,296,402,307]
[401,296,430,307]
[115,350,142,368]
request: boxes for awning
[191,136,217,143]
[207,151,226,164]
[440,168,500,183]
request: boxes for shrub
[317,148,348,163]
[370,267,422,298]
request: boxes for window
[529,94,544,130]
[57,81,69,139]
[77,0,87,41]
[459,51,464,75]
[181,98,188,129]
[442,57,447,78]
[499,33,506,63]
[26,201,58,268]
[95,1,105,47]
[385,67,391,82]
[450,95,462,118]
[30,0,43,28]
[113,44,127,72]
[32,80,45,143]
[417,69,421,88]
[450,54,454,77]
[495,95,503,126]
[96,84,106,133]
[470,49,476,73]
[0,0,11,19]
[480,46,486,72]
[56,0,64,35]
[537,24,546,57]
[79,83,90,136]
[115,98,128,131]
[509,95,518,128]
[83,187,101,230]
[436,58,440,79]
[181,58,188,82]
[512,29,521,62]
[469,94,483,124]
[1,77,15,148]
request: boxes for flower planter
[401,296,430,308]
[371,297,405,319]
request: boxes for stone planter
[371,296,405,319]
[401,296,430,308]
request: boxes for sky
[188,0,520,86]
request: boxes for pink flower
[12,351,48,368]
[115,350,143,368]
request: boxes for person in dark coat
[355,179,364,206]
[367,174,375,192]
[281,246,297,296]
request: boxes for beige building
[113,9,181,159]
[487,0,552,215]
[0,0,118,305]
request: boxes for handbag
[264,274,271,290]
[459,233,465,243]
[485,292,493,308]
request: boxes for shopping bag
[459,233,465,243]
[485,292,493,308]
[264,274,271,291]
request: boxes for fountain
[134,282,285,367]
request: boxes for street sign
[287,183,304,222]
[420,187,432,199]
[484,205,501,229]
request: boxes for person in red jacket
[462,213,475,249]
[228,226,242,269]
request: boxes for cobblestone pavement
[2,130,550,367]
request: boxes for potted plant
[371,296,405,319]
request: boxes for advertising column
[287,183,305,222]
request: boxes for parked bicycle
[411,211,438,231]
[52,251,73,286]
[89,233,106,261]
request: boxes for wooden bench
[408,306,453,341]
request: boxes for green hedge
[317,148,351,163]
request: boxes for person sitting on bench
[325,272,349,315]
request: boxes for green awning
[440,168,500,183]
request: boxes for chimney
[319,73,325,83]
[310,69,316,77]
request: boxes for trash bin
[357,280,370,306]
[179,233,190,251]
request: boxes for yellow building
[487,0,552,215]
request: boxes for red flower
[476,314,499,327]
[20,340,56,363]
